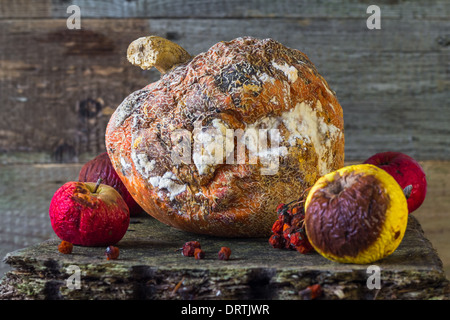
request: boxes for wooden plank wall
[0,0,449,163]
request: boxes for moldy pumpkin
[106,36,345,237]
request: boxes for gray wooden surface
[1,212,449,299]
[0,163,82,278]
[0,1,449,298]
[0,0,449,162]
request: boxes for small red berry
[290,232,302,247]
[269,234,285,249]
[105,245,120,260]
[218,247,232,260]
[295,240,314,254]
[271,220,284,234]
[58,241,73,254]
[182,241,201,257]
[283,225,295,241]
[194,248,205,260]
[282,223,291,233]
[299,284,322,300]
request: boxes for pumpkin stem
[127,36,192,74]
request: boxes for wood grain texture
[1,212,449,299]
[1,0,449,19]
[0,19,153,160]
[0,0,448,162]
[414,161,450,279]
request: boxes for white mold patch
[192,119,233,175]
[245,101,342,176]
[120,156,133,175]
[258,72,276,85]
[149,171,187,201]
[272,61,298,83]
[131,150,156,179]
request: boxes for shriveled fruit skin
[49,182,130,247]
[304,164,408,264]
[106,37,345,237]
[79,152,143,216]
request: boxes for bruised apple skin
[304,164,408,264]
[49,181,130,246]
[363,151,427,214]
[79,152,143,216]
[105,36,345,237]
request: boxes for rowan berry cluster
[269,201,314,254]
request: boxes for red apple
[363,151,427,214]
[79,152,143,216]
[49,180,130,246]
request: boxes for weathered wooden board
[1,0,449,19]
[0,0,449,162]
[414,161,450,279]
[0,213,448,300]
[1,160,449,283]
[0,19,152,162]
